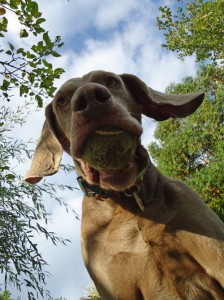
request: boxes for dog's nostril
[95,89,110,104]
[74,96,88,112]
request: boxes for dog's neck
[77,159,152,211]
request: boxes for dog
[25,71,224,299]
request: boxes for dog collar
[77,160,151,210]
[77,176,116,198]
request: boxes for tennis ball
[82,131,137,172]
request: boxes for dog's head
[25,71,204,191]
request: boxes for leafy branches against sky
[149,67,224,220]
[157,0,224,66]
[153,0,224,220]
[0,0,64,107]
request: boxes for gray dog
[26,71,224,300]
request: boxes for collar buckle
[124,185,145,211]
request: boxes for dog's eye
[106,77,119,88]
[57,97,67,108]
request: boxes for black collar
[77,176,116,198]
[77,161,151,200]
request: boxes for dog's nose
[72,83,112,114]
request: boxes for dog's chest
[81,198,150,263]
[80,198,224,300]
[81,198,171,297]
[81,200,151,297]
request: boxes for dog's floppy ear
[25,103,70,184]
[25,120,63,184]
[121,74,204,121]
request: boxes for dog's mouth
[77,127,148,191]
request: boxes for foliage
[81,284,101,300]
[0,290,66,300]
[149,66,224,220]
[0,0,79,297]
[0,1,78,298]
[157,0,224,65]
[0,291,11,300]
[0,103,78,299]
[0,0,64,107]
[154,0,224,220]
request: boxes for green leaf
[43,31,51,44]
[37,40,44,51]
[29,61,37,68]
[35,94,43,107]
[0,16,8,32]
[28,73,35,84]
[20,29,29,38]
[50,50,61,57]
[9,0,20,9]
[26,51,36,59]
[1,79,10,91]
[36,17,46,25]
[6,173,16,180]
[55,67,64,75]
[19,84,29,96]
[31,44,37,52]
[29,1,39,15]
[17,47,25,55]
[8,42,14,50]
[42,59,52,68]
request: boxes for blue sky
[3,0,199,299]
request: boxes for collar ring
[124,185,140,197]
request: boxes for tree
[0,102,78,299]
[151,0,224,220]
[157,0,224,65]
[149,66,224,220]
[0,1,79,299]
[0,0,64,107]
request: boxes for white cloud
[139,44,197,90]
[38,0,147,38]
[94,0,137,29]
[57,22,196,92]
[63,37,135,76]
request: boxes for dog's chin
[99,160,140,191]
[76,145,149,192]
